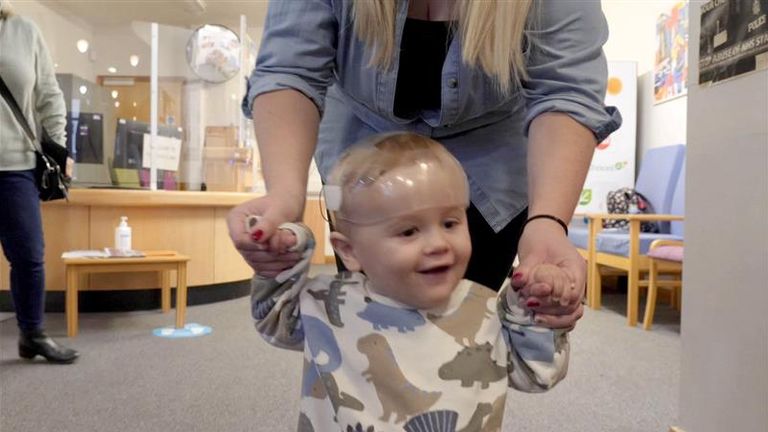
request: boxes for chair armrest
[584,213,684,222]
[649,239,684,249]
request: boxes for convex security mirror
[186,24,241,83]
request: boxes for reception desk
[0,189,327,293]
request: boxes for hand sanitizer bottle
[115,216,132,251]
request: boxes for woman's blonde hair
[352,0,533,94]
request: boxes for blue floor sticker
[152,323,212,338]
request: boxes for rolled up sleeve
[522,0,622,142]
[32,22,67,147]
[241,0,338,119]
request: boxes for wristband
[520,214,569,236]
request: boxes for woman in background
[0,1,78,364]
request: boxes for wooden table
[62,253,190,337]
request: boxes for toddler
[250,132,572,431]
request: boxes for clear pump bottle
[115,216,132,251]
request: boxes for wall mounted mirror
[186,24,241,84]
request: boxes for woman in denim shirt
[229,0,621,328]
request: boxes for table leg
[66,267,79,337]
[175,262,188,329]
[160,270,171,313]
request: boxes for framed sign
[699,0,768,84]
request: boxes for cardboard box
[203,147,253,192]
[205,126,238,147]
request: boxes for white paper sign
[142,134,182,171]
[577,61,638,213]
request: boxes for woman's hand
[65,157,74,178]
[511,220,585,329]
[226,194,305,277]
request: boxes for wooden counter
[0,189,327,292]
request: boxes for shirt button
[447,78,458,88]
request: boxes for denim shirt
[243,0,622,232]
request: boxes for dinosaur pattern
[308,273,357,327]
[357,299,426,333]
[438,343,507,389]
[480,395,506,432]
[249,228,569,431]
[428,285,494,346]
[357,334,441,423]
[303,315,342,373]
[457,403,493,432]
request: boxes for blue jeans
[0,170,46,332]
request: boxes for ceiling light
[129,55,139,67]
[54,63,59,68]
[76,39,89,54]
[111,90,119,99]
[108,66,117,74]
[114,101,120,108]
[79,85,88,95]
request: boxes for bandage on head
[324,132,469,226]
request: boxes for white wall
[602,0,688,166]
[679,3,768,430]
[637,71,688,152]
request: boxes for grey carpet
[0,270,680,432]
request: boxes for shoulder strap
[0,74,41,152]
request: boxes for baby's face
[344,168,471,309]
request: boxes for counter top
[48,188,259,207]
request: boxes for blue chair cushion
[569,226,590,250]
[595,230,683,256]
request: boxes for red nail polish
[251,229,264,241]
[526,299,540,308]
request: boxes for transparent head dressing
[324,132,470,226]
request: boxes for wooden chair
[576,150,686,326]
[643,239,683,330]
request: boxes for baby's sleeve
[250,223,315,351]
[497,283,570,392]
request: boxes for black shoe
[19,331,79,364]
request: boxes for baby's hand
[514,263,576,310]
[245,215,299,254]
[270,228,298,254]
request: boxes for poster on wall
[576,61,638,214]
[654,1,689,104]
[699,0,768,84]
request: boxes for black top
[393,18,453,119]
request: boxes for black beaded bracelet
[520,214,569,236]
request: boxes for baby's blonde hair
[327,132,467,230]
[0,1,14,19]
[352,0,534,94]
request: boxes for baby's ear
[330,231,362,272]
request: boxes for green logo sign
[579,189,592,205]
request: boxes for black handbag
[0,75,70,201]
